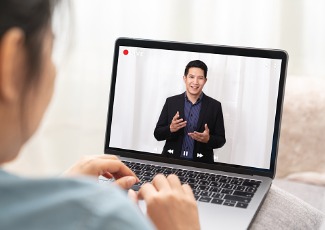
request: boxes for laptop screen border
[104,37,288,179]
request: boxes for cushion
[250,185,325,229]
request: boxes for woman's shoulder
[0,170,154,230]
[0,169,120,199]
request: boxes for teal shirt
[0,169,154,230]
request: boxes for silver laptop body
[103,38,288,230]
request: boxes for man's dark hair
[184,60,208,78]
[0,0,58,83]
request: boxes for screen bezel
[104,37,288,179]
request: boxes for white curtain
[4,0,325,176]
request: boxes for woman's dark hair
[184,60,208,78]
[0,0,58,82]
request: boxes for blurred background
[4,0,325,179]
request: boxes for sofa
[276,76,325,181]
[259,76,325,229]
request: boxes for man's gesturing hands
[170,111,210,143]
[170,111,187,133]
[188,123,210,143]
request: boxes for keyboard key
[162,171,170,176]
[131,184,141,191]
[194,185,209,191]
[212,193,224,199]
[193,190,201,196]
[133,169,143,176]
[164,169,173,175]
[209,176,219,182]
[234,185,246,191]
[230,179,243,185]
[186,172,198,179]
[242,180,261,188]
[223,201,235,207]
[223,184,234,189]
[142,171,155,177]
[187,178,196,184]
[178,176,188,183]
[141,176,152,182]
[200,191,214,197]
[210,181,223,187]
[155,168,166,174]
[233,191,254,198]
[144,165,157,171]
[209,187,221,193]
[236,202,248,209]
[176,171,187,177]
[211,198,223,205]
[246,187,257,193]
[226,200,236,204]
[197,174,209,180]
[224,195,251,203]
[220,189,233,195]
[219,178,231,183]
[122,161,132,167]
[213,174,222,179]
[133,165,143,170]
[198,197,212,203]
[197,180,209,186]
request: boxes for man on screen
[154,60,226,163]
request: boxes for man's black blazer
[154,92,226,163]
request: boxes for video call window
[108,46,282,170]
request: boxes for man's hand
[188,123,210,143]
[62,155,139,189]
[138,174,200,230]
[170,111,187,133]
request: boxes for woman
[0,1,200,229]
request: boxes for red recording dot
[123,49,129,55]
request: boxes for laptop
[102,38,288,229]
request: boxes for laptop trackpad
[138,199,253,229]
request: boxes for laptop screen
[105,38,288,176]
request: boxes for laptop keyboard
[100,160,261,209]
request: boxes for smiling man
[154,60,226,163]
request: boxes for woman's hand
[62,155,139,189]
[138,174,200,230]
